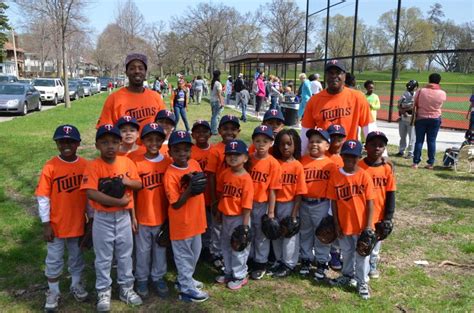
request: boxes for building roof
[224,52,311,64]
[3,42,25,53]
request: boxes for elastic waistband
[302,197,328,204]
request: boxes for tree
[426,3,445,70]
[114,0,146,53]
[0,1,11,61]
[323,14,353,59]
[146,21,167,77]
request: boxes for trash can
[280,96,299,126]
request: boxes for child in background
[239,85,250,123]
[164,131,208,302]
[358,131,396,280]
[396,80,418,158]
[364,80,381,123]
[81,124,143,311]
[172,82,191,132]
[328,140,375,300]
[133,123,172,299]
[215,140,254,290]
[155,109,177,157]
[270,129,307,278]
[116,115,145,159]
[35,125,89,312]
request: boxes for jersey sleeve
[35,162,53,197]
[126,158,140,181]
[163,168,181,205]
[301,98,316,128]
[241,176,254,210]
[356,92,374,127]
[363,171,375,200]
[80,162,99,191]
[295,162,308,195]
[96,94,115,128]
[216,170,224,193]
[205,149,219,173]
[269,158,282,190]
[326,173,337,200]
[386,166,397,192]
[323,162,337,197]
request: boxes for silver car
[79,80,92,96]
[0,83,41,115]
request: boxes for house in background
[0,41,25,76]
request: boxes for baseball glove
[375,220,393,241]
[98,177,125,198]
[156,220,171,247]
[280,216,300,238]
[78,219,93,250]
[315,216,337,244]
[356,228,377,257]
[230,225,252,252]
[261,214,281,240]
[180,172,207,195]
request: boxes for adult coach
[300,60,375,153]
[96,53,166,129]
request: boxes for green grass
[0,91,473,311]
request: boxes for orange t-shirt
[326,168,375,235]
[35,156,88,238]
[276,159,308,202]
[159,143,169,158]
[301,155,337,199]
[217,168,254,215]
[96,87,166,130]
[164,160,207,240]
[327,152,344,168]
[358,160,396,223]
[80,156,140,212]
[117,145,146,160]
[134,155,172,226]
[301,88,373,141]
[191,144,212,206]
[249,154,282,202]
[204,142,227,175]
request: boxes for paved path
[0,103,62,123]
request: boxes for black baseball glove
[261,214,281,240]
[280,216,300,238]
[98,177,125,198]
[230,225,252,252]
[315,215,337,244]
[78,219,93,250]
[375,220,393,241]
[181,172,207,196]
[156,220,171,247]
[356,228,377,257]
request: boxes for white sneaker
[358,283,371,300]
[44,290,60,312]
[119,286,143,306]
[70,282,88,302]
[96,289,111,312]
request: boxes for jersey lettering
[281,173,297,185]
[250,170,269,183]
[140,172,164,190]
[125,107,158,122]
[372,176,388,188]
[304,169,330,181]
[222,183,243,198]
[320,107,352,122]
[335,183,365,201]
[53,173,83,193]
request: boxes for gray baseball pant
[221,215,251,280]
[202,207,212,249]
[250,201,270,263]
[171,234,202,294]
[272,201,299,269]
[299,199,331,263]
[45,237,84,280]
[399,119,415,155]
[339,235,370,286]
[210,211,222,257]
[135,223,167,283]
[370,241,382,273]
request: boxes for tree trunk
[63,32,71,109]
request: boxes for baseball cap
[225,139,248,155]
[327,124,346,137]
[263,109,284,122]
[116,115,140,130]
[219,115,240,128]
[168,130,193,146]
[252,125,274,140]
[155,109,177,126]
[96,124,122,141]
[192,120,211,131]
[306,127,331,143]
[325,59,346,73]
[365,131,388,144]
[125,53,148,70]
[53,124,81,142]
[141,122,166,139]
[340,140,363,156]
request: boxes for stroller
[443,129,474,172]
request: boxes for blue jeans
[210,101,223,135]
[270,96,280,110]
[173,106,190,131]
[241,101,248,121]
[413,118,442,165]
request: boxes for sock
[71,275,81,287]
[48,281,60,294]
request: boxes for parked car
[68,81,85,100]
[83,76,100,94]
[0,75,19,83]
[18,79,32,85]
[79,80,92,96]
[0,83,41,115]
[33,78,65,105]
[99,77,110,91]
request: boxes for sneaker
[152,279,169,298]
[135,280,148,298]
[274,264,292,278]
[215,275,232,284]
[44,290,60,312]
[250,263,266,280]
[329,275,354,287]
[174,279,204,292]
[179,289,209,303]
[70,282,88,302]
[299,259,311,276]
[119,286,143,306]
[227,277,248,290]
[405,154,413,159]
[369,269,380,279]
[314,262,328,281]
[395,152,404,157]
[424,164,434,170]
[358,283,371,300]
[411,163,419,169]
[212,256,225,271]
[329,251,342,271]
[266,262,281,276]
[96,289,111,312]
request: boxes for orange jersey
[358,160,396,223]
[191,144,212,206]
[301,155,337,199]
[326,168,375,235]
[204,142,227,175]
[327,152,344,168]
[249,154,282,202]
[217,168,254,215]
[301,88,373,141]
[81,156,140,212]
[134,155,172,226]
[35,156,88,238]
[159,143,169,158]
[96,87,166,130]
[117,145,146,160]
[164,160,207,240]
[276,159,307,202]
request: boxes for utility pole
[11,29,18,76]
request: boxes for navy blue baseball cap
[225,139,248,155]
[168,130,193,146]
[96,124,122,141]
[155,109,177,126]
[365,131,388,144]
[141,122,166,139]
[325,59,346,73]
[116,115,140,130]
[327,124,346,137]
[53,124,81,142]
[306,127,331,143]
[219,114,240,127]
[341,140,363,156]
[192,120,211,131]
[263,109,284,122]
[252,125,274,140]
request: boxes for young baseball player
[327,140,375,300]
[35,125,89,311]
[155,109,177,157]
[80,124,143,311]
[205,115,241,270]
[132,123,172,298]
[248,125,282,280]
[358,131,396,280]
[164,130,208,302]
[116,115,146,159]
[215,140,254,290]
[299,128,337,281]
[248,108,285,154]
[270,129,308,278]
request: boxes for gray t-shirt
[193,79,205,91]
[210,81,222,102]
[240,89,250,104]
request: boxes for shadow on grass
[427,197,474,209]
[435,172,474,182]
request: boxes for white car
[32,78,65,105]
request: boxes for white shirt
[310,80,323,95]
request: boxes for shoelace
[122,288,138,305]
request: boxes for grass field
[0,92,473,312]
